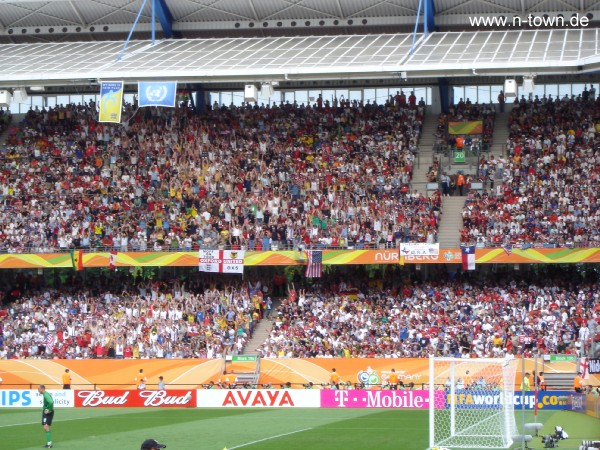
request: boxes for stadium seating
[255,277,598,359]
[0,100,440,253]
[0,278,270,359]
[461,94,600,247]
[0,274,597,360]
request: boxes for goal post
[429,356,518,449]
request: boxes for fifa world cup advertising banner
[444,390,584,411]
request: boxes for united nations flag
[138,81,177,107]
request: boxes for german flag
[70,249,84,271]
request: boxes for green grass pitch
[1,407,598,450]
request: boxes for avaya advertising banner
[197,389,320,408]
[75,390,196,407]
[321,389,442,409]
[0,390,74,408]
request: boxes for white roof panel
[408,29,598,68]
[0,29,598,87]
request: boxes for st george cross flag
[199,249,244,274]
[305,250,323,278]
[579,357,589,380]
[460,245,476,271]
[138,81,177,107]
[109,250,118,270]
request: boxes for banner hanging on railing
[400,243,439,256]
[198,249,245,274]
[448,120,483,135]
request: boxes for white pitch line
[227,427,312,449]
[0,415,96,428]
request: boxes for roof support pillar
[153,0,173,39]
[424,0,435,33]
[438,77,450,114]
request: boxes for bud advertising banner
[75,390,196,408]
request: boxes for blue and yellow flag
[99,81,124,123]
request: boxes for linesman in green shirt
[38,385,54,448]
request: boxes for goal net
[429,357,518,449]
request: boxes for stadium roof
[0,0,598,88]
[0,0,598,43]
[0,28,598,88]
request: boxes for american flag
[45,333,55,350]
[305,250,323,278]
[502,244,513,256]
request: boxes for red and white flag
[579,357,589,380]
[109,250,118,270]
[461,245,476,271]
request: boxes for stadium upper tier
[0,99,442,253]
[461,95,600,248]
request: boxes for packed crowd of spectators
[257,276,598,359]
[1,270,597,360]
[0,97,441,253]
[0,275,272,359]
[461,92,600,247]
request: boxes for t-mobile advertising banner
[321,390,444,409]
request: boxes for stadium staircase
[241,299,281,356]
[411,113,439,196]
[543,372,577,390]
[432,109,512,248]
[489,111,510,158]
[436,197,464,248]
